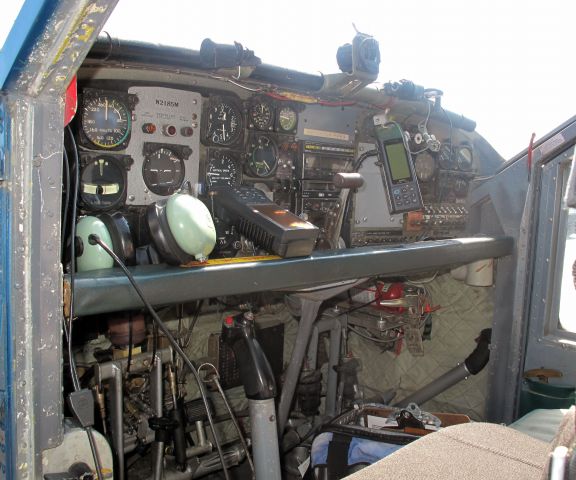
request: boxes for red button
[181,126,194,137]
[163,125,177,136]
[224,316,234,326]
[142,123,156,134]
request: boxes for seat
[509,408,571,443]
[343,422,550,480]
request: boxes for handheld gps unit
[374,119,423,214]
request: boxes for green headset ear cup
[76,216,115,272]
[147,199,193,265]
[98,213,135,266]
[147,194,216,265]
[165,194,216,261]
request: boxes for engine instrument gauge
[456,145,474,172]
[81,94,131,149]
[206,153,239,188]
[247,136,278,178]
[142,147,185,196]
[249,100,274,130]
[277,106,297,133]
[80,156,126,210]
[438,143,454,169]
[414,152,436,182]
[205,100,243,145]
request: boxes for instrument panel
[74,81,478,251]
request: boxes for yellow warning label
[276,91,318,103]
[182,256,282,268]
[303,128,350,142]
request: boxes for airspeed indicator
[82,94,131,149]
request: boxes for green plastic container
[519,378,576,417]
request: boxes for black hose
[353,149,377,172]
[61,148,70,259]
[88,234,230,480]
[64,126,104,480]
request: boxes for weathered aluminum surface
[470,116,576,424]
[0,1,119,478]
[0,95,12,479]
[524,147,576,388]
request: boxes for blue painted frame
[0,1,59,475]
[0,99,13,479]
[0,0,58,89]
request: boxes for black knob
[148,416,178,443]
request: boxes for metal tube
[95,348,172,379]
[394,363,470,407]
[110,363,125,480]
[166,419,212,458]
[307,316,337,370]
[325,320,342,417]
[181,421,212,458]
[306,326,320,371]
[184,443,212,458]
[94,349,172,480]
[150,354,164,479]
[249,399,281,480]
[151,354,163,416]
[305,316,343,417]
[191,443,246,478]
[277,298,322,433]
[196,420,207,446]
[153,442,165,480]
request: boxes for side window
[558,206,576,332]
[555,152,576,334]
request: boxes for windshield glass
[103,0,576,160]
[2,1,574,159]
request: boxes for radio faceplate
[296,142,354,246]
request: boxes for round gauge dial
[414,152,436,182]
[80,156,126,210]
[206,153,239,188]
[456,145,474,172]
[82,95,131,149]
[438,143,454,169]
[142,147,185,196]
[247,136,278,178]
[206,101,242,145]
[277,106,297,132]
[249,101,274,130]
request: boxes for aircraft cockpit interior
[1,4,575,479]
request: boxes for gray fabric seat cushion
[344,422,549,480]
[509,408,570,443]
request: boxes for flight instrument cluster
[73,80,479,253]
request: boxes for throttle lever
[221,312,281,479]
[222,312,277,400]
